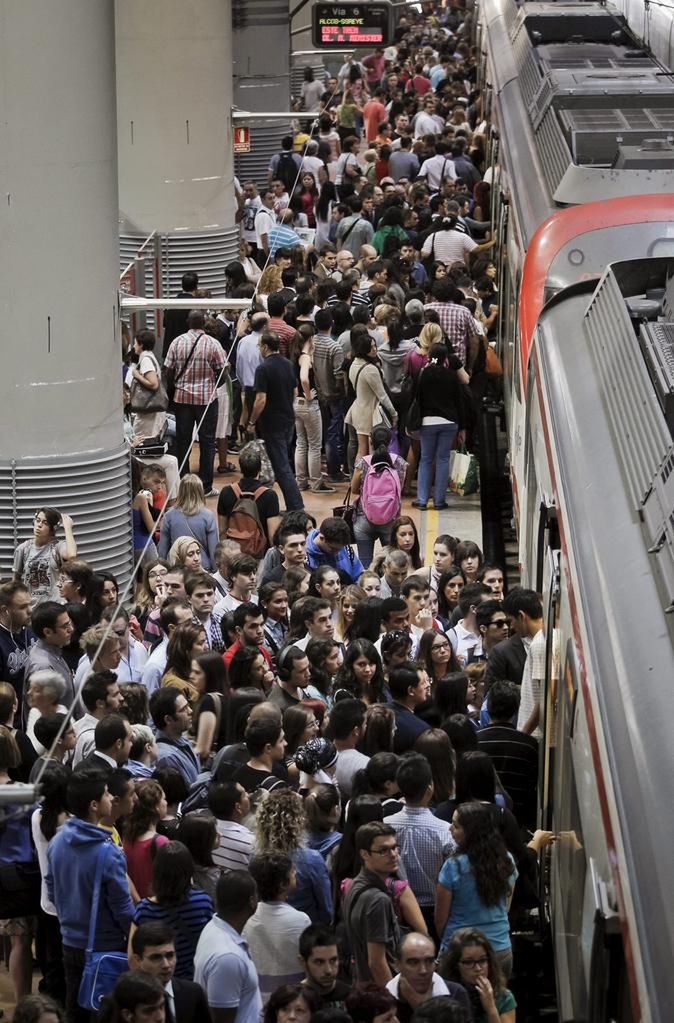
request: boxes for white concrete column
[116,0,238,289]
[0,0,133,581]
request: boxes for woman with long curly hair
[439,927,517,1023]
[435,802,517,975]
[123,780,169,898]
[333,639,386,705]
[254,788,333,925]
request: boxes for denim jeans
[294,398,323,488]
[418,422,458,505]
[353,511,392,569]
[260,420,304,510]
[174,400,218,490]
[63,944,89,1023]
[322,399,346,477]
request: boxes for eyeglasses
[459,956,489,968]
[432,641,450,651]
[369,844,398,855]
[489,620,508,628]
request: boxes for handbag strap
[86,842,110,955]
[174,332,204,384]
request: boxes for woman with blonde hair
[257,265,284,309]
[405,321,443,377]
[255,788,333,925]
[167,536,204,571]
[158,474,218,570]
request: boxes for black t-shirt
[311,980,351,1012]
[214,759,287,794]
[217,478,280,539]
[254,355,296,428]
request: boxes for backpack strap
[232,483,242,500]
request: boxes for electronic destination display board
[312,2,394,49]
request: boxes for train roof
[532,257,674,1021]
[482,0,674,234]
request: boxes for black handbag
[0,860,42,919]
[333,488,356,542]
[164,332,203,403]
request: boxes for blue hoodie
[46,817,134,951]
[305,528,364,583]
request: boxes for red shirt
[223,639,274,669]
[267,317,296,358]
[363,99,387,142]
[123,834,169,899]
[407,75,431,96]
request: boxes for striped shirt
[164,330,226,406]
[387,805,455,907]
[213,820,254,871]
[133,888,213,978]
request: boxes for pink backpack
[359,455,401,525]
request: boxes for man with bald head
[386,933,471,1022]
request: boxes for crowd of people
[0,6,551,1023]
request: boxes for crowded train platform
[5,0,673,1022]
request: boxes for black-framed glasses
[459,956,489,968]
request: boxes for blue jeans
[353,511,392,569]
[261,420,304,511]
[418,422,458,505]
[322,399,345,477]
[175,400,218,491]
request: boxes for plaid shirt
[387,805,455,907]
[424,301,477,366]
[164,330,226,405]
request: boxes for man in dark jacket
[130,922,212,1023]
[162,271,199,357]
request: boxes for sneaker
[411,500,427,510]
[328,472,350,483]
[204,488,220,498]
[311,480,336,493]
[298,482,310,491]
[433,502,449,510]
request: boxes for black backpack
[276,151,299,192]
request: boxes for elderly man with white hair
[25,669,68,755]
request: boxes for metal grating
[290,60,327,103]
[159,229,240,299]
[0,449,134,587]
[512,24,542,109]
[536,108,570,196]
[584,268,672,510]
[234,122,293,191]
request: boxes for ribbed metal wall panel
[0,449,134,587]
[512,24,541,109]
[584,268,672,509]
[536,108,570,197]
[159,229,240,298]
[234,122,293,189]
